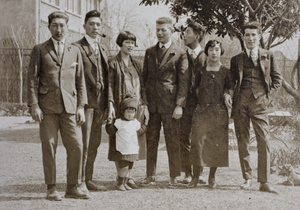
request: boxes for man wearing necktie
[28,11,88,200]
[141,17,189,187]
[73,10,108,192]
[230,21,282,194]
[181,21,206,186]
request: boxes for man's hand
[143,105,149,125]
[172,105,183,119]
[108,102,116,123]
[224,93,232,109]
[30,104,43,123]
[76,107,85,125]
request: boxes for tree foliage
[140,0,300,50]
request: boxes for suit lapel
[81,37,97,67]
[158,43,175,69]
[45,39,61,66]
[99,45,108,67]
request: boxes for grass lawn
[0,117,299,210]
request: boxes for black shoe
[259,183,279,194]
[86,180,107,191]
[140,176,156,187]
[65,186,90,199]
[46,187,62,201]
[187,178,198,188]
[208,178,217,189]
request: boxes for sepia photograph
[0,0,300,209]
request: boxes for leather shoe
[86,180,107,191]
[46,187,62,201]
[187,178,198,188]
[78,182,89,194]
[208,178,217,189]
[199,176,206,184]
[140,176,156,187]
[168,177,178,188]
[65,186,90,199]
[127,178,138,189]
[183,175,192,184]
[241,179,252,190]
[259,183,279,194]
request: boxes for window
[65,0,81,15]
[86,0,101,13]
[43,0,59,6]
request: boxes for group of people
[27,9,282,201]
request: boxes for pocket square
[70,62,78,68]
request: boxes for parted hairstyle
[242,21,262,35]
[204,40,224,56]
[187,21,206,42]
[84,10,101,24]
[116,31,137,47]
[156,17,173,31]
[48,11,69,25]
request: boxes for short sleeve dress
[190,65,234,167]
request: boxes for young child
[106,94,146,191]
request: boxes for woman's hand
[224,93,232,109]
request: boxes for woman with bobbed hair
[188,40,234,189]
[106,31,148,190]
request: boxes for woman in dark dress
[188,40,234,188]
[106,31,148,189]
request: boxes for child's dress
[114,118,141,161]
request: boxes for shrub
[271,146,300,168]
[0,102,29,116]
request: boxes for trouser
[81,108,103,182]
[146,112,181,178]
[40,112,82,185]
[234,93,270,183]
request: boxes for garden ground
[0,117,299,210]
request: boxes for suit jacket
[230,48,282,117]
[108,52,145,118]
[73,37,109,109]
[143,42,189,114]
[28,39,87,114]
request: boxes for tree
[140,0,300,104]
[140,0,300,51]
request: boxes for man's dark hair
[204,40,224,56]
[242,21,262,35]
[84,10,101,24]
[116,31,137,47]
[187,21,206,42]
[48,11,69,25]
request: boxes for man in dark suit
[141,17,189,187]
[181,21,206,185]
[28,11,88,200]
[230,21,282,193]
[73,10,108,192]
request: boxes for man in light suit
[181,21,206,185]
[28,11,88,200]
[141,17,189,187]
[229,21,282,193]
[73,10,108,192]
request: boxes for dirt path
[0,117,299,210]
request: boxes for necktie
[161,45,165,50]
[94,42,99,56]
[191,50,197,59]
[250,50,257,65]
[57,41,62,60]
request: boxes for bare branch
[265,2,295,22]
[253,0,268,13]
[241,0,254,13]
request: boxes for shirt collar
[246,46,258,57]
[188,44,202,56]
[159,40,172,49]
[85,35,97,46]
[51,38,65,45]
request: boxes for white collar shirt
[246,46,258,61]
[159,40,172,49]
[188,45,202,58]
[51,38,65,55]
[85,35,99,51]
